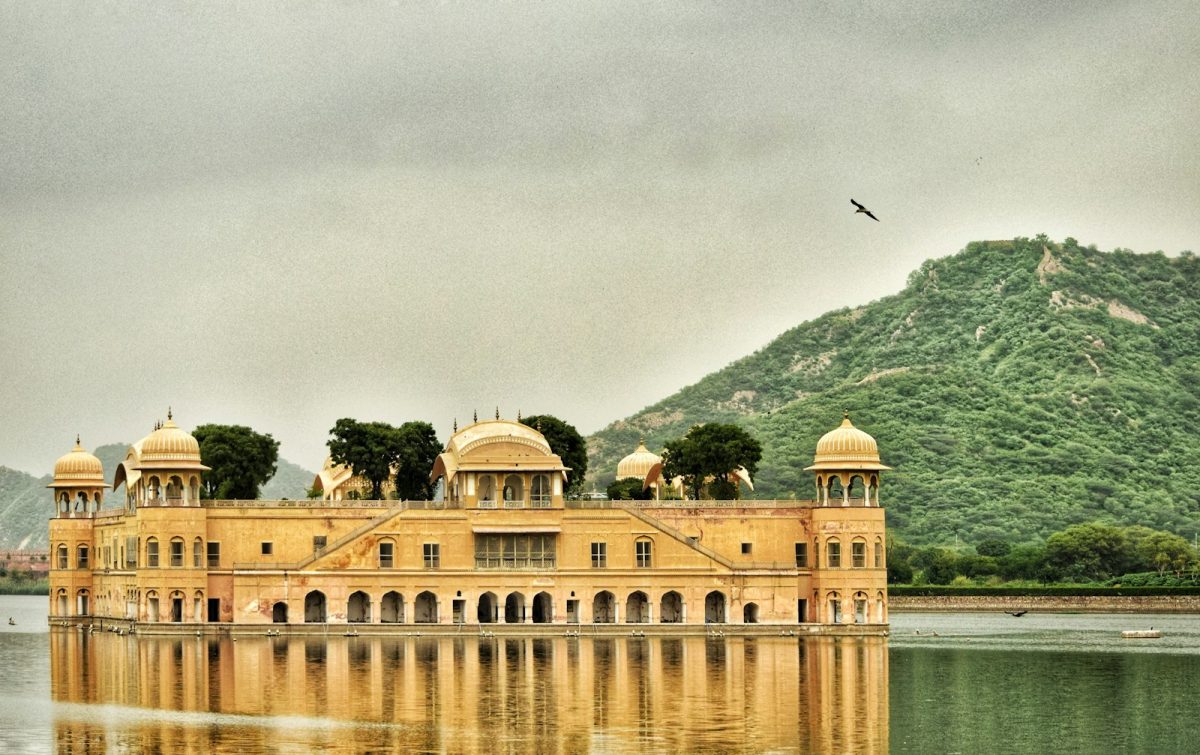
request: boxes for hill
[586,236,1200,547]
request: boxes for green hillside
[587,236,1200,547]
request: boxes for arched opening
[167,475,184,501]
[170,591,184,622]
[478,475,496,508]
[593,591,615,623]
[169,537,184,567]
[876,590,887,623]
[532,591,553,623]
[58,492,68,515]
[474,592,498,623]
[504,592,525,623]
[852,538,867,568]
[348,591,371,623]
[828,476,843,504]
[705,591,726,623]
[827,592,842,623]
[381,591,404,623]
[744,602,759,624]
[531,474,551,507]
[848,475,865,502]
[414,591,438,623]
[875,538,884,568]
[854,592,868,624]
[193,537,203,568]
[146,537,159,568]
[626,591,650,623]
[660,591,683,623]
[148,476,162,501]
[502,475,525,508]
[56,589,68,617]
[304,591,327,623]
[146,590,159,622]
[272,601,288,623]
[76,544,88,570]
[56,544,67,570]
[189,476,200,502]
[77,589,90,616]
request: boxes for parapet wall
[890,594,1200,613]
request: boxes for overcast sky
[2,1,1198,476]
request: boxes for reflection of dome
[138,414,208,470]
[806,414,891,471]
[50,438,106,487]
[617,439,662,481]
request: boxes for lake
[2,594,1198,753]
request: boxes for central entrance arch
[532,592,553,623]
[504,592,525,623]
[705,591,726,623]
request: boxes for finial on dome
[168,406,173,421]
[473,409,478,423]
[843,408,849,419]
[517,409,522,421]
[453,418,458,433]
[537,418,543,433]
[495,407,500,420]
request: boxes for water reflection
[50,630,888,753]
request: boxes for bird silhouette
[851,198,879,222]
[1006,610,1028,617]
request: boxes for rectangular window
[852,541,866,568]
[206,542,220,568]
[827,541,841,568]
[261,542,273,556]
[423,543,440,569]
[147,540,159,568]
[741,542,752,555]
[473,535,556,569]
[795,542,808,568]
[57,547,68,570]
[874,542,883,568]
[77,546,89,570]
[379,542,394,568]
[126,537,138,568]
[635,540,652,568]
[591,542,607,568]
[170,540,184,567]
[313,535,327,552]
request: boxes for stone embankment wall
[891,595,1200,613]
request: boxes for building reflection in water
[50,630,887,753]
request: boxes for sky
[2,1,1199,476]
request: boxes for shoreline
[890,594,1200,613]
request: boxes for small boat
[1121,629,1162,639]
[6,618,14,626]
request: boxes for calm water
[2,595,1199,753]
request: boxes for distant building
[48,412,888,630]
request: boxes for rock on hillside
[587,236,1200,546]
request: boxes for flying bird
[851,199,879,222]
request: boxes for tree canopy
[661,422,762,500]
[194,424,280,499]
[606,477,653,501]
[521,415,588,496]
[327,418,442,500]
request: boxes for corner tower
[805,412,891,506]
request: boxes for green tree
[606,477,653,500]
[194,424,280,499]
[521,415,588,497]
[327,419,403,500]
[393,421,442,501]
[1045,523,1131,582]
[662,423,763,500]
[976,539,1011,558]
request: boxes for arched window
[826,538,841,568]
[56,544,68,570]
[635,538,653,568]
[348,591,371,623]
[531,475,551,508]
[305,591,327,623]
[853,592,868,623]
[170,537,184,567]
[660,591,683,623]
[146,537,159,568]
[626,591,649,623]
[827,591,842,623]
[848,475,865,501]
[166,476,183,500]
[744,603,759,623]
[851,539,866,568]
[705,591,726,623]
[874,538,883,568]
[76,545,89,570]
[147,476,162,501]
[502,475,524,508]
[592,591,615,623]
[378,538,395,568]
[188,476,200,502]
[478,475,496,508]
[193,537,203,568]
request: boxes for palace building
[47,413,889,631]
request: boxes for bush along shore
[0,577,49,595]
